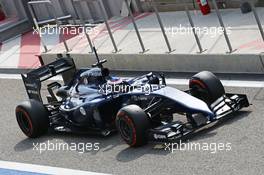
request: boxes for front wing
[147,93,250,142]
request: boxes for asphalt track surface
[0,78,264,175]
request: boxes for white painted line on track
[0,74,63,81]
[125,77,264,88]
[220,80,264,88]
[165,79,264,88]
[0,160,110,175]
[0,74,21,79]
[0,74,263,88]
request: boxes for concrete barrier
[41,52,264,74]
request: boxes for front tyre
[16,100,49,138]
[189,71,225,105]
[116,105,150,147]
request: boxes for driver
[75,68,107,96]
[79,68,106,87]
[78,68,128,95]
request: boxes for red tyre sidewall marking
[16,108,33,136]
[190,79,207,89]
[117,111,137,146]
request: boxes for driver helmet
[80,68,105,86]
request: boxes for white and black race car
[15,49,249,147]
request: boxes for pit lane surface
[0,78,263,175]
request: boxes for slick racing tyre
[16,100,49,138]
[189,71,225,105]
[116,105,150,147]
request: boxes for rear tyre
[116,105,150,147]
[16,100,49,138]
[189,71,225,105]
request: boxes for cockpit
[79,68,107,87]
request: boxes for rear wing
[21,56,76,102]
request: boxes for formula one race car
[15,49,249,147]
